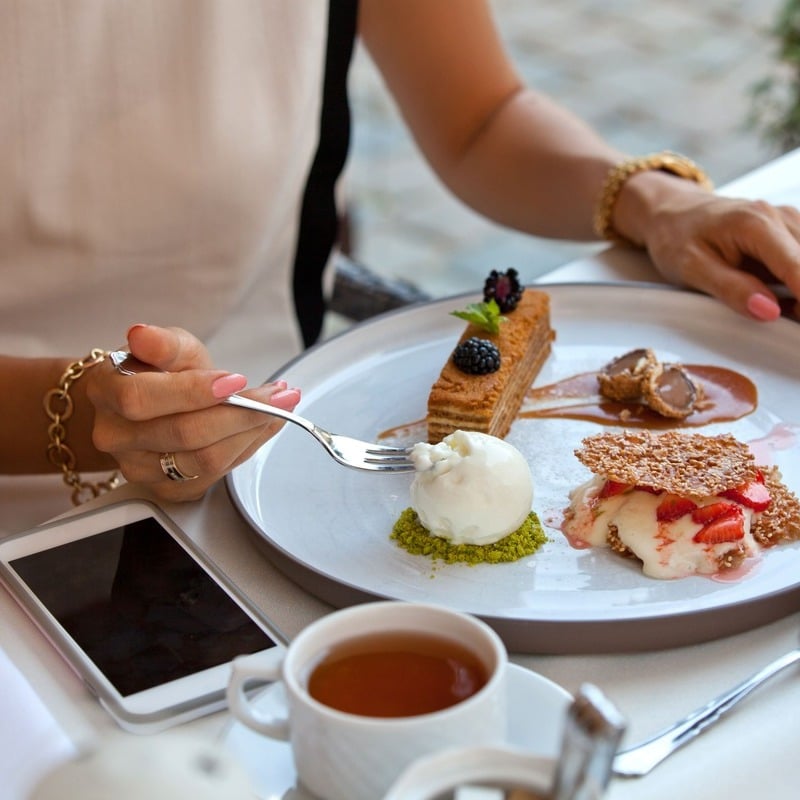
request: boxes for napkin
[0,647,78,800]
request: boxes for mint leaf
[450,299,507,334]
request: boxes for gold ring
[159,452,198,482]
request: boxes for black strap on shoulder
[291,0,359,347]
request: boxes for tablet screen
[10,516,277,696]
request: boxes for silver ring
[159,452,198,482]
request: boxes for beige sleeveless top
[0,0,328,375]
[0,1,337,531]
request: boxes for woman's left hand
[87,324,301,502]
[619,179,800,321]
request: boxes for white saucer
[220,664,572,800]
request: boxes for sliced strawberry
[691,501,738,525]
[693,506,745,544]
[598,480,630,498]
[656,494,698,522]
[720,481,771,512]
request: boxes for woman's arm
[359,0,623,240]
[1,326,302,502]
[359,0,800,320]
[0,355,114,475]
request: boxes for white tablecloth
[3,149,800,799]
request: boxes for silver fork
[107,351,415,473]
[612,644,800,778]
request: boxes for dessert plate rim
[227,283,800,654]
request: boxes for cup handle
[226,649,291,740]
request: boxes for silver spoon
[613,644,800,778]
[551,683,626,800]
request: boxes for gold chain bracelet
[44,348,121,505]
[593,151,713,243]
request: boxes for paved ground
[343,0,788,299]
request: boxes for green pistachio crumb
[390,508,548,565]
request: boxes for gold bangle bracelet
[593,151,713,243]
[44,348,121,505]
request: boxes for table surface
[3,150,800,800]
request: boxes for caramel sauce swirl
[378,365,756,441]
[519,364,756,428]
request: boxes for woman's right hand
[86,324,301,502]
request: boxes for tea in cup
[226,601,508,800]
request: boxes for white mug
[226,601,508,800]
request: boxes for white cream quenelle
[564,475,761,580]
[410,430,533,546]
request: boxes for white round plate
[227,284,800,653]
[220,663,571,800]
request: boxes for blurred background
[343,0,791,298]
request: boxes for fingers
[122,422,274,491]
[92,367,249,422]
[677,243,783,322]
[722,201,800,299]
[646,197,800,322]
[83,322,304,502]
[101,381,302,502]
[105,382,296,453]
[89,325,248,420]
[94,380,299,456]
[127,323,215,372]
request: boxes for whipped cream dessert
[560,430,794,580]
[409,430,533,546]
[564,475,763,579]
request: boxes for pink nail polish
[269,388,301,410]
[746,293,781,321]
[212,373,248,399]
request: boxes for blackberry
[483,268,522,312]
[452,337,501,375]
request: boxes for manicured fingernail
[269,388,301,410]
[212,373,248,398]
[272,380,288,391]
[746,292,781,321]
[126,323,149,337]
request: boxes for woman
[2,0,798,528]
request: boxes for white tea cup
[226,601,508,800]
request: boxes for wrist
[593,151,713,246]
[44,350,121,504]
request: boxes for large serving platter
[227,284,800,653]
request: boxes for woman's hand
[86,324,300,501]
[614,174,800,321]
